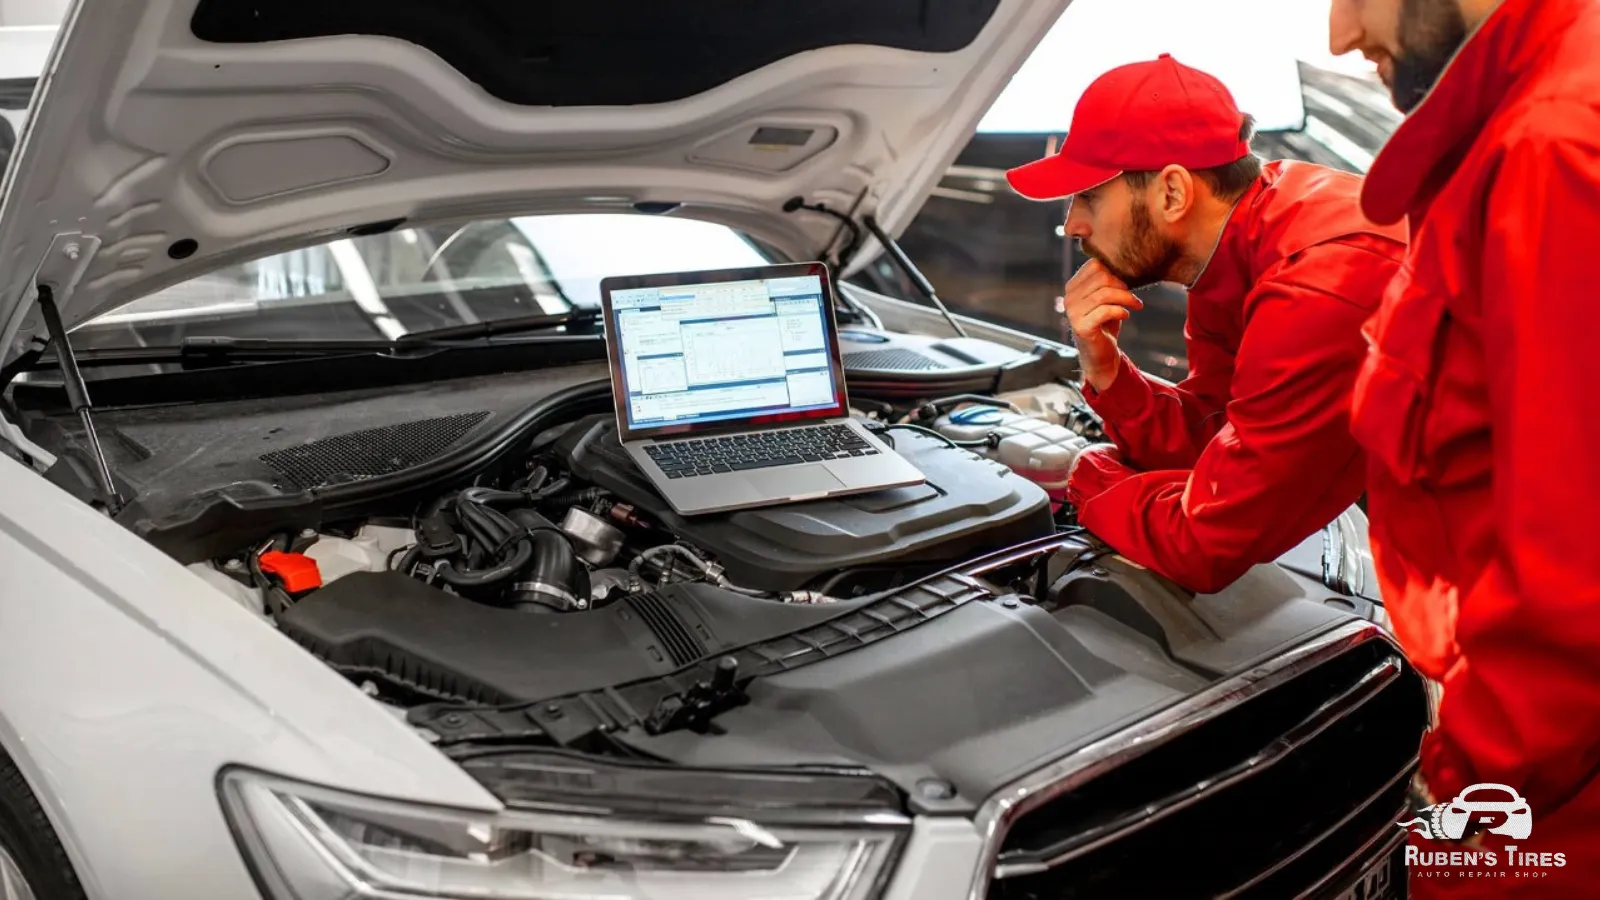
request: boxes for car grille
[979,622,1428,900]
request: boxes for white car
[0,2,1425,899]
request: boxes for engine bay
[95,335,1111,716]
[262,404,1067,707]
[6,322,1402,812]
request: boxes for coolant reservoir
[932,406,1090,499]
[993,381,1082,425]
[304,524,415,583]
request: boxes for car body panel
[0,452,500,898]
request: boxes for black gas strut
[36,284,121,514]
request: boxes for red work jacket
[1354,0,1600,891]
[1065,160,1406,594]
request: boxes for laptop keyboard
[645,424,878,479]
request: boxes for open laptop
[598,261,925,515]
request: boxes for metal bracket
[13,233,101,347]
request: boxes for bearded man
[1331,0,1600,895]
[1006,53,1407,593]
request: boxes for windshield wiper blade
[394,308,600,343]
[36,337,415,368]
[21,310,603,371]
[175,311,599,353]
[182,335,417,356]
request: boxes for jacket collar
[1186,164,1273,297]
[1361,0,1590,225]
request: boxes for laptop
[598,261,925,515]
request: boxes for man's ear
[1155,165,1196,223]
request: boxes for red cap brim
[1005,152,1121,201]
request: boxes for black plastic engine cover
[554,415,1054,592]
[278,571,855,704]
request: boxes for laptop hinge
[35,284,121,515]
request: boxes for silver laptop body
[599,261,925,516]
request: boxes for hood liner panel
[190,0,1003,107]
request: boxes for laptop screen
[607,271,844,435]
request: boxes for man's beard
[1081,200,1181,289]
[1390,0,1469,112]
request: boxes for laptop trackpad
[747,465,844,499]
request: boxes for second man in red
[1006,55,1407,593]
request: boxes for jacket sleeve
[1066,240,1396,594]
[1082,325,1234,472]
[1422,116,1600,816]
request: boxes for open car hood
[0,0,1067,365]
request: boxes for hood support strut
[860,214,969,339]
[35,285,121,515]
[781,196,971,339]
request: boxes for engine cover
[554,415,1053,592]
[278,571,855,704]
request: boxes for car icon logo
[1440,783,1532,840]
[1442,783,1532,840]
[1398,782,1533,841]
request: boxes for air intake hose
[505,508,589,613]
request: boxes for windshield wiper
[394,308,600,343]
[15,309,602,372]
[18,338,413,370]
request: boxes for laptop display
[603,264,848,439]
[596,262,925,514]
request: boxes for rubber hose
[630,544,713,580]
[512,531,589,612]
[481,504,522,539]
[545,486,606,510]
[395,543,423,572]
[460,487,528,507]
[436,537,534,587]
[929,394,1021,414]
[505,506,561,534]
[530,476,572,500]
[506,508,589,611]
[457,498,523,551]
[458,508,501,552]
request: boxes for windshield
[71,214,772,349]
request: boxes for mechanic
[1004,54,1406,594]
[1330,0,1600,895]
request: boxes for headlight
[220,769,906,899]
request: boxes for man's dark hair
[1123,114,1262,201]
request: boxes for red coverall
[1065,159,1406,593]
[1353,0,1600,893]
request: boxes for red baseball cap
[1006,53,1250,200]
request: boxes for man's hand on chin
[1064,260,1142,393]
